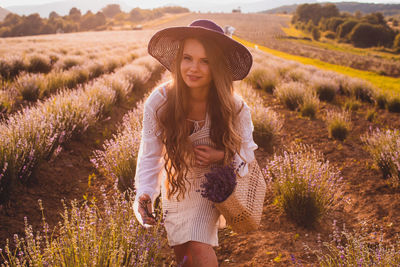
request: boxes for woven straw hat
[148,19,253,81]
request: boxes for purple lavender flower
[200,164,237,203]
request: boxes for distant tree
[69,7,81,22]
[83,10,93,16]
[2,13,22,27]
[63,20,79,33]
[102,4,122,18]
[320,3,340,19]
[312,27,321,41]
[337,20,358,39]
[306,20,315,32]
[0,26,11,37]
[323,31,336,39]
[363,12,385,25]
[41,21,56,34]
[350,23,395,47]
[129,8,144,22]
[354,10,363,19]
[95,12,106,27]
[393,33,400,51]
[293,3,339,25]
[23,14,44,35]
[80,11,106,30]
[159,6,189,13]
[49,11,60,19]
[325,17,345,32]
[114,12,128,21]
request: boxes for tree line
[0,5,189,37]
[291,3,400,50]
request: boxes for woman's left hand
[194,145,224,167]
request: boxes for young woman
[134,19,257,267]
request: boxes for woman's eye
[183,56,191,61]
[201,59,209,64]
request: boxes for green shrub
[326,110,352,141]
[61,56,81,70]
[15,72,43,101]
[27,54,52,73]
[325,17,345,32]
[312,76,339,102]
[323,31,336,39]
[349,23,395,48]
[245,67,277,93]
[300,93,320,119]
[337,20,358,39]
[394,33,400,51]
[312,27,321,41]
[365,108,377,122]
[275,82,308,110]
[345,78,375,103]
[0,57,26,80]
[88,62,106,78]
[362,128,400,186]
[264,143,344,227]
[105,58,121,72]
[236,82,282,148]
[0,89,13,114]
[344,99,362,111]
[40,71,65,97]
[387,95,400,113]
[375,91,388,109]
[70,67,90,85]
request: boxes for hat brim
[148,26,252,81]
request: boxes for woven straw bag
[216,160,266,233]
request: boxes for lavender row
[0,187,165,266]
[247,48,400,114]
[0,53,140,115]
[91,73,170,189]
[0,56,161,205]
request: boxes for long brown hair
[157,37,243,200]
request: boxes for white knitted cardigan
[133,82,258,226]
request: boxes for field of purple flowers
[1,16,400,266]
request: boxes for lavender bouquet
[200,164,237,203]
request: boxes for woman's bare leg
[173,241,218,267]
[189,241,218,267]
[174,243,192,266]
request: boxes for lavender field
[1,13,400,266]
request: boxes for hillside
[0,7,10,21]
[263,2,400,16]
[6,0,131,17]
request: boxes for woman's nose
[189,60,200,71]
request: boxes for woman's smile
[187,74,202,81]
[180,38,212,91]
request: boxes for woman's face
[180,38,212,91]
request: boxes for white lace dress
[133,82,258,247]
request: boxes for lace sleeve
[133,91,165,226]
[234,100,258,177]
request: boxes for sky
[2,0,400,7]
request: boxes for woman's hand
[194,145,224,167]
[138,194,156,225]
